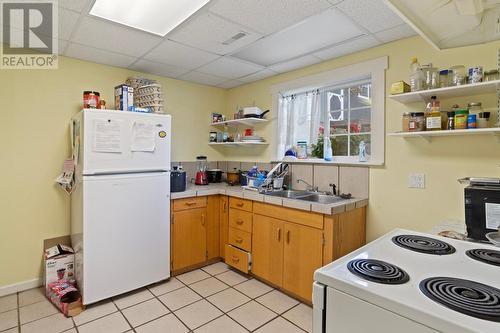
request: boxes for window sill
[271,158,383,167]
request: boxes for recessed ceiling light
[89,0,210,36]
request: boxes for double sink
[265,190,346,204]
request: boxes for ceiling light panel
[233,8,363,66]
[169,13,262,55]
[89,0,210,36]
[209,0,332,35]
[313,35,380,60]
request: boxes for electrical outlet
[408,173,425,189]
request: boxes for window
[272,57,387,165]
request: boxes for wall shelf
[388,80,500,103]
[210,118,268,127]
[387,128,500,142]
[208,142,269,146]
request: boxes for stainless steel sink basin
[298,194,345,204]
[264,190,316,199]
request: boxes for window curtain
[276,91,324,159]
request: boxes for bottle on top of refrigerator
[409,57,424,92]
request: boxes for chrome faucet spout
[296,178,318,192]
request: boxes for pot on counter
[226,169,240,186]
[207,169,223,183]
[171,166,187,192]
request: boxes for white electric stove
[313,229,500,333]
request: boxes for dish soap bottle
[324,137,333,161]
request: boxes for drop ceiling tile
[71,16,161,57]
[217,80,245,89]
[314,35,380,60]
[143,39,220,70]
[239,69,278,83]
[59,0,91,13]
[129,59,191,78]
[59,8,80,40]
[197,57,263,79]
[65,43,137,68]
[208,0,332,35]
[269,55,322,73]
[336,0,404,33]
[374,24,416,43]
[168,12,262,55]
[233,8,363,66]
[178,71,227,86]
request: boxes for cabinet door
[252,214,284,287]
[206,196,220,260]
[283,222,323,302]
[219,196,229,259]
[171,208,207,271]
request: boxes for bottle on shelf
[426,96,441,131]
[409,57,424,92]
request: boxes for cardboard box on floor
[43,236,83,317]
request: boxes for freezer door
[82,172,170,304]
[80,109,171,175]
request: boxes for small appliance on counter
[459,177,500,241]
[194,156,209,185]
[226,169,240,186]
[171,166,186,192]
[207,169,223,183]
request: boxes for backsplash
[172,161,369,199]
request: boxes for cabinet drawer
[228,227,252,252]
[225,244,249,273]
[229,197,252,212]
[229,209,253,233]
[173,197,207,212]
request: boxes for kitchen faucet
[296,179,318,192]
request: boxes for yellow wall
[224,36,500,240]
[0,56,226,287]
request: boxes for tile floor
[0,262,312,333]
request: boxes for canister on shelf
[450,65,466,86]
[468,67,483,84]
[409,112,425,132]
[485,69,499,81]
[454,109,469,129]
[477,112,490,128]
[446,111,455,130]
[83,91,100,109]
[467,114,477,129]
[467,102,482,115]
[439,69,450,88]
[426,111,442,131]
[402,112,410,132]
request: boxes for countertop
[171,183,368,215]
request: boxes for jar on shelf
[426,111,442,131]
[454,109,469,129]
[450,65,466,86]
[484,69,499,81]
[446,111,455,130]
[402,112,410,132]
[409,112,425,132]
[439,69,450,88]
[468,102,483,115]
[424,67,439,89]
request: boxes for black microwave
[464,179,500,241]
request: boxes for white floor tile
[254,317,305,333]
[121,298,169,327]
[147,278,184,296]
[176,270,210,285]
[77,312,130,333]
[18,288,45,307]
[206,288,250,312]
[135,314,188,333]
[113,289,154,310]
[73,300,117,326]
[201,262,230,276]
[174,300,222,330]
[194,315,246,333]
[0,294,17,313]
[234,279,273,298]
[190,278,228,297]
[215,270,248,286]
[158,287,201,311]
[227,301,276,331]
[0,309,18,331]
[19,299,58,324]
[283,304,312,333]
[256,290,299,314]
[20,312,73,333]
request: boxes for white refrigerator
[71,109,171,305]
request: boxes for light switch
[408,173,425,189]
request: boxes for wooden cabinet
[206,196,220,260]
[229,208,252,233]
[283,222,323,301]
[219,196,229,259]
[225,244,250,273]
[252,214,284,287]
[171,208,206,271]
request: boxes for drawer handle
[236,202,244,207]
[286,230,290,244]
[277,228,281,241]
[235,238,243,243]
[236,219,244,225]
[185,201,197,206]
[231,256,240,263]
[201,214,206,226]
